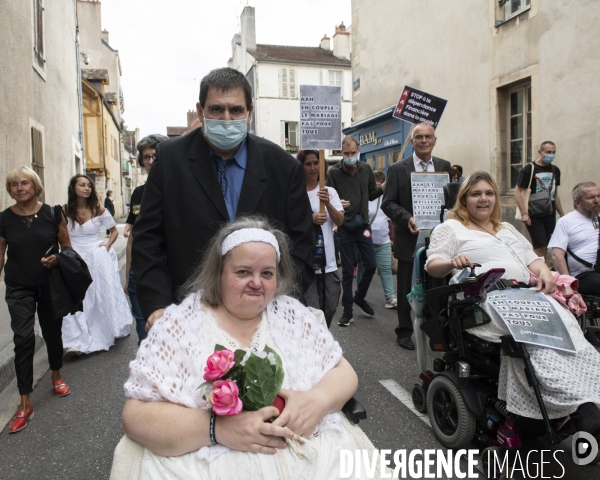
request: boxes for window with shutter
[31,126,45,202]
[289,123,298,147]
[281,68,297,99]
[289,69,297,99]
[281,68,289,98]
[33,0,45,70]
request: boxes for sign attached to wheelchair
[487,289,575,352]
[411,172,450,230]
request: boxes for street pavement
[0,234,597,479]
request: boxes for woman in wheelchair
[121,217,366,479]
[425,171,600,442]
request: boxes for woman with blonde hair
[0,166,72,433]
[426,171,600,439]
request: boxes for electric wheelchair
[409,184,600,471]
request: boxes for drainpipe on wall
[74,2,86,171]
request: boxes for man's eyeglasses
[143,155,157,162]
[413,134,435,141]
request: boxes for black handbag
[343,167,365,232]
[344,214,364,232]
[528,168,555,218]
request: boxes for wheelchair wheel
[412,383,427,413]
[427,375,476,448]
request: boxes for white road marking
[379,379,431,427]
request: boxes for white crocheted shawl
[123,292,345,461]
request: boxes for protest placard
[411,172,449,230]
[487,289,575,352]
[393,86,447,129]
[299,85,342,150]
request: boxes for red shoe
[53,379,71,397]
[9,407,34,434]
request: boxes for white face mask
[203,117,248,151]
[343,154,359,166]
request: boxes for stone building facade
[350,0,600,226]
[0,0,82,208]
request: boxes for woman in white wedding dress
[62,175,131,354]
[121,217,370,480]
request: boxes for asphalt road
[0,266,597,479]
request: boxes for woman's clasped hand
[216,407,294,455]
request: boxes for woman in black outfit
[0,166,73,434]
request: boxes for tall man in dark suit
[381,123,451,350]
[132,67,314,328]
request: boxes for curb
[0,337,45,395]
[0,237,127,396]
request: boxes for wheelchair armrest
[586,326,600,347]
[342,397,367,425]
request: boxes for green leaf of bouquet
[241,354,277,411]
[214,344,227,352]
[263,346,284,393]
[234,349,247,364]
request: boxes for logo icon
[572,431,598,466]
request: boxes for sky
[98,0,352,138]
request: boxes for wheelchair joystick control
[457,263,482,283]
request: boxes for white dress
[124,294,368,480]
[61,210,131,353]
[426,220,600,419]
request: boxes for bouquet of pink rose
[199,345,285,416]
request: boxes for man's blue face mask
[343,154,359,166]
[542,154,556,165]
[203,117,248,151]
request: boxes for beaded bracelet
[209,411,218,445]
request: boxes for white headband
[221,228,281,261]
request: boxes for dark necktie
[216,158,235,197]
[420,161,430,172]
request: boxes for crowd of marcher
[1,66,599,478]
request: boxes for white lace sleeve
[501,223,539,266]
[268,296,345,437]
[100,209,116,229]
[425,222,458,268]
[123,295,203,408]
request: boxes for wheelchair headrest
[443,182,461,210]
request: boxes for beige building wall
[351,0,600,227]
[77,0,127,217]
[0,1,81,209]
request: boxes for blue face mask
[542,154,555,165]
[203,117,248,151]
[343,155,359,166]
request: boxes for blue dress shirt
[209,138,248,220]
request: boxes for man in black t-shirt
[514,140,565,257]
[124,134,168,345]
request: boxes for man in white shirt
[549,181,600,295]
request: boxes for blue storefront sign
[343,106,414,173]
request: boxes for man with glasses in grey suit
[382,122,451,350]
